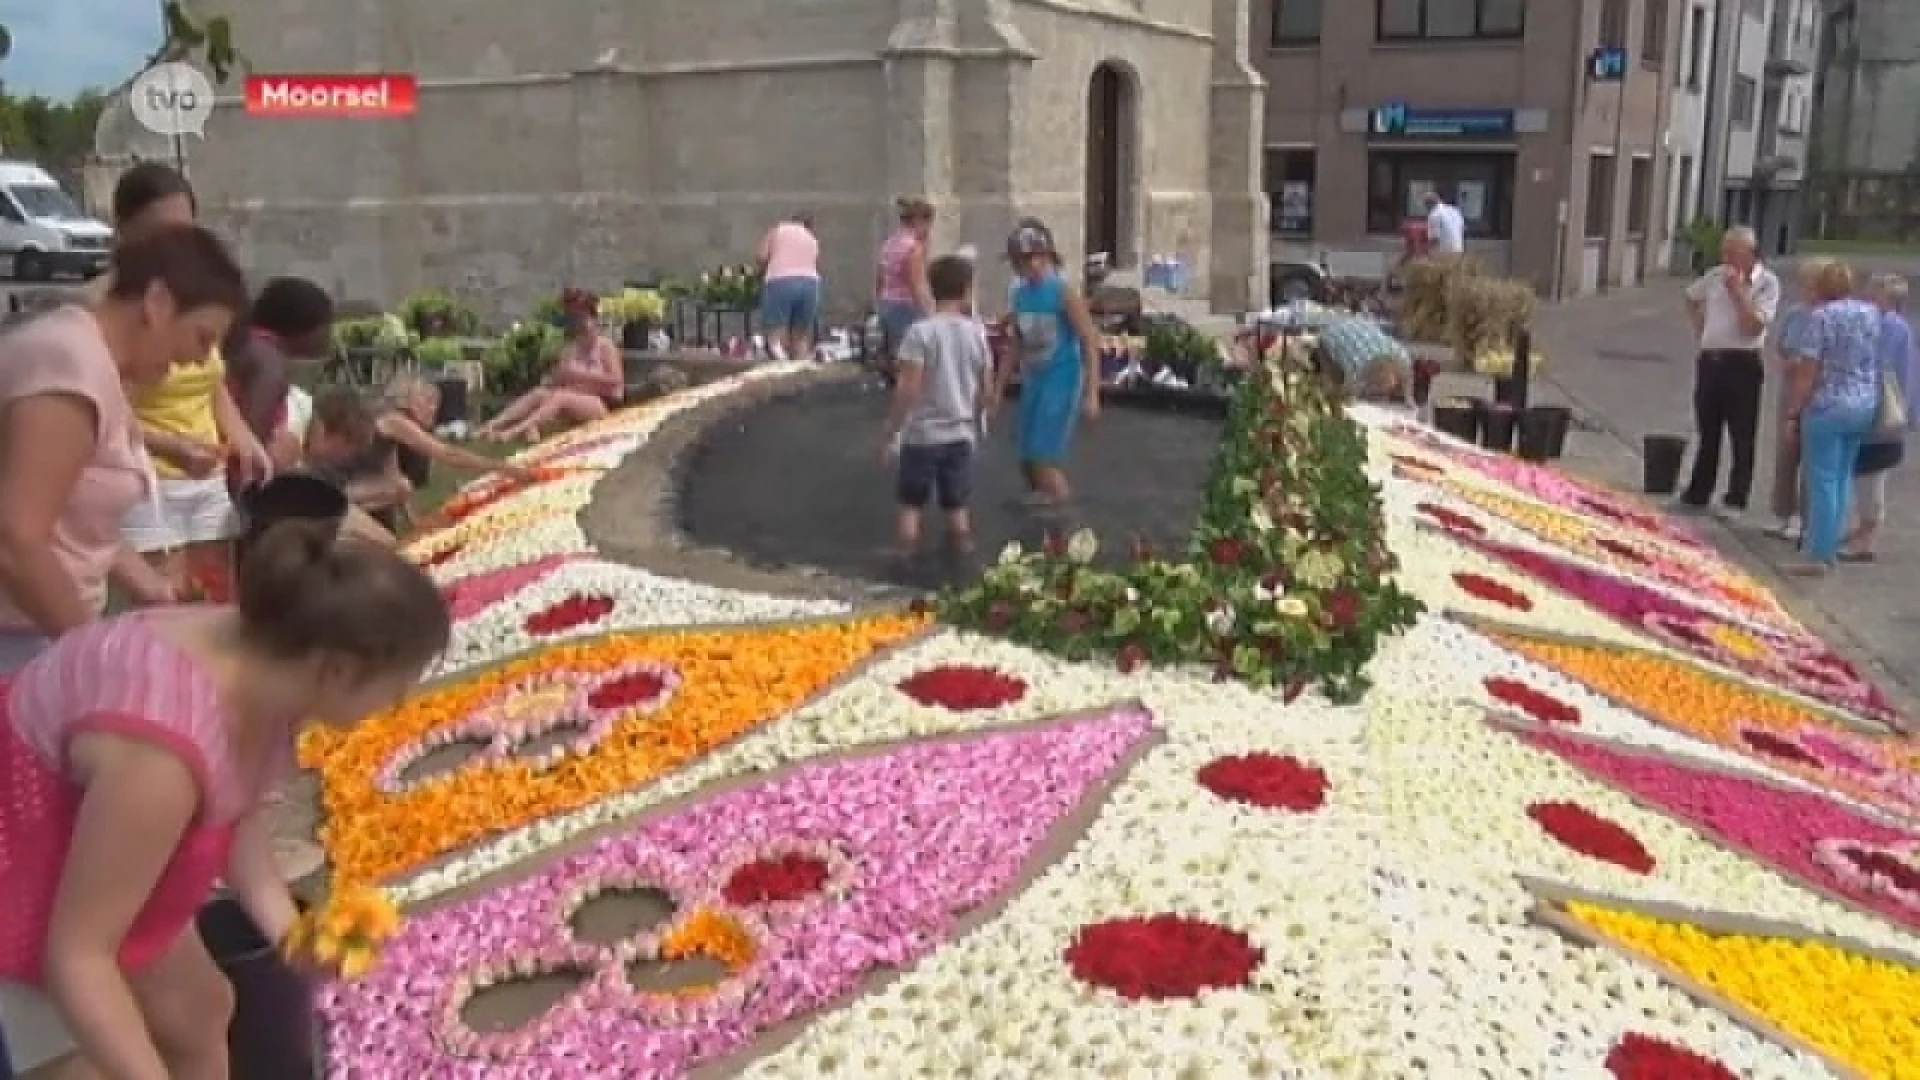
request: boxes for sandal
[1838,549,1877,563]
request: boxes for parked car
[0,161,113,280]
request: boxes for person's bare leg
[943,508,973,552]
[23,1055,98,1078]
[894,507,923,557]
[130,931,235,1079]
[480,391,547,438]
[789,327,814,364]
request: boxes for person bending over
[881,255,996,559]
[225,277,336,474]
[0,519,450,1078]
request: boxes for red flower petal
[1064,915,1263,1001]
[1452,571,1533,610]
[1417,502,1484,535]
[1483,676,1581,726]
[896,665,1028,710]
[1736,726,1825,770]
[1825,841,1920,903]
[1196,753,1329,812]
[1526,800,1656,873]
[721,853,832,905]
[586,669,671,711]
[1604,1033,1739,1079]
[522,593,616,635]
[422,542,464,568]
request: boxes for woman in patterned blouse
[1781,260,1883,574]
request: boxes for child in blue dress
[1000,220,1102,507]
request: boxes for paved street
[1491,256,1920,717]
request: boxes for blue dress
[1011,272,1083,463]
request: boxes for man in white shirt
[1422,191,1466,255]
[1679,225,1780,516]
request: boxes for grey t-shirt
[899,312,992,446]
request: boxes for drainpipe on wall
[1558,9,1591,302]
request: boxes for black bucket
[1643,435,1689,495]
[234,474,350,567]
[1477,401,1519,452]
[1516,405,1573,461]
[1432,401,1479,442]
[196,894,317,1079]
[433,375,469,427]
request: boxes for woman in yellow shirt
[102,164,271,588]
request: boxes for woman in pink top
[757,213,821,363]
[0,224,249,674]
[477,288,625,441]
[874,197,935,380]
[0,519,450,1076]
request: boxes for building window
[1585,153,1615,239]
[1642,0,1669,67]
[1272,0,1323,44]
[1732,75,1757,130]
[1627,155,1653,235]
[1365,150,1515,237]
[1265,148,1317,235]
[1671,154,1695,233]
[1376,0,1524,41]
[1685,6,1706,89]
[1599,0,1627,46]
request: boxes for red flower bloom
[1197,752,1329,811]
[1527,801,1656,873]
[1593,535,1648,564]
[984,601,1016,630]
[1604,1033,1739,1079]
[721,853,831,905]
[1322,588,1362,631]
[422,543,464,568]
[1116,642,1147,673]
[1452,571,1532,610]
[1208,537,1246,566]
[1827,841,1920,900]
[1483,677,1580,726]
[522,593,615,635]
[1737,726,1824,769]
[1042,529,1067,558]
[896,665,1029,710]
[1063,914,1263,1001]
[586,669,670,711]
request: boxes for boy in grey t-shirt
[883,255,996,555]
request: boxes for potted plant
[332,313,415,379]
[1684,217,1725,274]
[603,287,668,349]
[483,322,562,397]
[397,289,480,338]
[413,336,466,370]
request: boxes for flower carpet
[306,359,1918,1077]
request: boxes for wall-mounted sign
[1369,102,1517,138]
[1588,46,1629,82]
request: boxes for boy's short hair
[309,387,378,446]
[927,255,973,303]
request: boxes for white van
[0,162,113,280]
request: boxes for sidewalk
[1482,269,1920,719]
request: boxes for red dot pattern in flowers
[586,669,671,711]
[895,665,1028,710]
[721,853,831,905]
[1736,726,1825,770]
[1827,841,1920,902]
[1196,752,1329,812]
[1526,800,1656,874]
[1064,914,1263,1001]
[1452,571,1533,610]
[523,593,616,635]
[1417,502,1484,535]
[1483,677,1581,726]
[1604,1033,1739,1079]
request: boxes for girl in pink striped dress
[0,520,449,1077]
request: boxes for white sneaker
[1710,503,1744,523]
[1766,517,1802,541]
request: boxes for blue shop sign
[1370,102,1516,138]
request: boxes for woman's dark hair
[560,286,598,317]
[236,519,450,672]
[104,223,248,318]
[248,276,335,338]
[111,161,196,226]
[896,197,934,224]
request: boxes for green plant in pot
[398,289,480,338]
[413,336,467,371]
[1143,319,1221,385]
[484,323,562,397]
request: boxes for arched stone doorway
[1084,61,1139,268]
